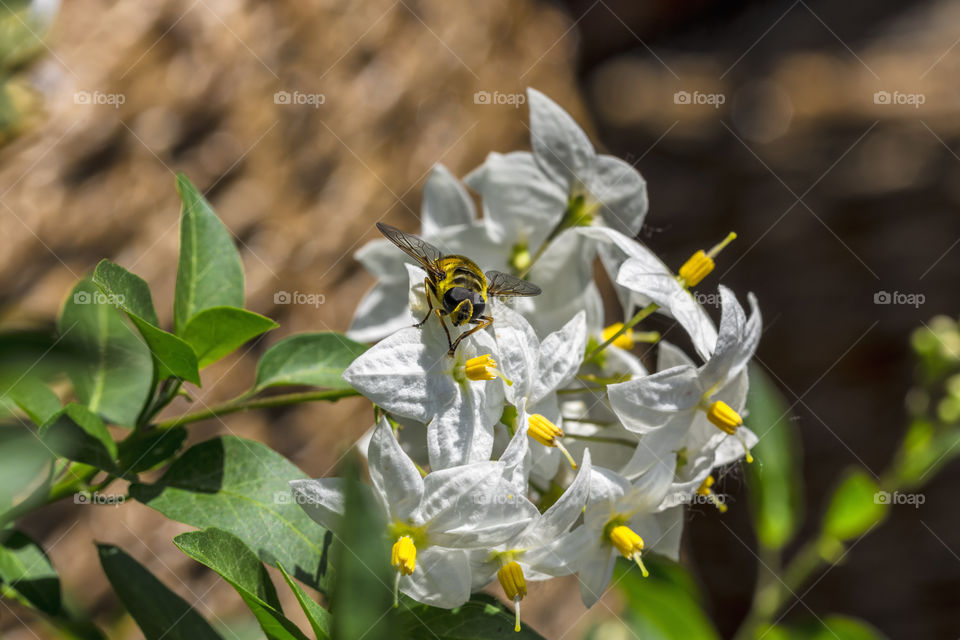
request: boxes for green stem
[153,388,360,430]
[585,302,660,362]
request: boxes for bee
[376,223,542,355]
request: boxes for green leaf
[769,614,887,640]
[254,333,368,392]
[182,307,278,368]
[130,436,331,593]
[58,278,153,427]
[173,174,245,336]
[118,426,188,474]
[39,403,117,472]
[97,543,222,640]
[277,564,331,640]
[0,528,60,614]
[823,469,887,542]
[330,457,392,640]
[175,528,309,640]
[613,556,720,640]
[0,426,54,513]
[92,260,201,385]
[8,377,61,425]
[397,593,547,639]
[745,364,803,550]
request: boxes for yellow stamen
[678,232,737,287]
[527,414,577,469]
[464,354,513,386]
[608,525,648,577]
[497,561,527,632]
[602,323,635,350]
[696,475,728,513]
[390,535,416,608]
[391,535,416,576]
[703,400,754,463]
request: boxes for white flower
[572,462,678,607]
[290,418,538,608]
[608,286,762,471]
[469,445,594,631]
[343,320,510,470]
[466,89,648,254]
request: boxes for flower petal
[401,547,472,609]
[699,287,762,391]
[421,164,476,237]
[531,311,587,405]
[586,153,649,238]
[289,478,349,533]
[578,541,617,608]
[607,366,702,434]
[536,449,593,539]
[368,417,424,521]
[527,88,596,187]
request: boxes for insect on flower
[376,222,542,355]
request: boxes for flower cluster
[291,89,761,626]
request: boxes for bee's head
[443,287,485,325]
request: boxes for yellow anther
[602,323,635,350]
[464,354,513,386]
[679,250,715,288]
[497,560,527,631]
[608,525,649,577]
[678,232,737,287]
[705,400,742,435]
[696,475,728,513]
[703,400,754,463]
[527,414,577,469]
[391,536,416,576]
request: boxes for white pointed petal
[607,367,702,434]
[657,340,696,371]
[401,547,472,608]
[499,402,531,495]
[587,466,631,506]
[465,151,567,248]
[620,427,681,482]
[368,417,424,521]
[578,542,617,608]
[491,302,539,402]
[428,392,495,470]
[617,256,718,362]
[343,326,456,423]
[586,154,649,238]
[701,288,762,391]
[421,165,476,237]
[523,526,589,578]
[536,450,592,539]
[355,239,407,280]
[347,281,415,343]
[532,311,587,405]
[527,88,596,186]
[621,455,675,514]
[289,478,348,533]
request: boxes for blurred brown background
[1,0,957,638]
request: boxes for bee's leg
[448,315,493,356]
[434,308,456,354]
[414,278,437,328]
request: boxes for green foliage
[97,543,222,640]
[745,365,803,550]
[763,615,887,640]
[173,174,245,335]
[612,556,721,640]
[0,426,54,513]
[397,594,547,639]
[175,528,310,640]
[58,279,153,427]
[130,437,331,593]
[254,333,368,392]
[39,403,117,473]
[822,469,887,542]
[0,528,60,614]
[278,564,332,640]
[92,259,200,385]
[8,377,61,425]
[181,307,277,368]
[118,426,188,473]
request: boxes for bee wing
[485,270,542,297]
[376,223,444,278]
